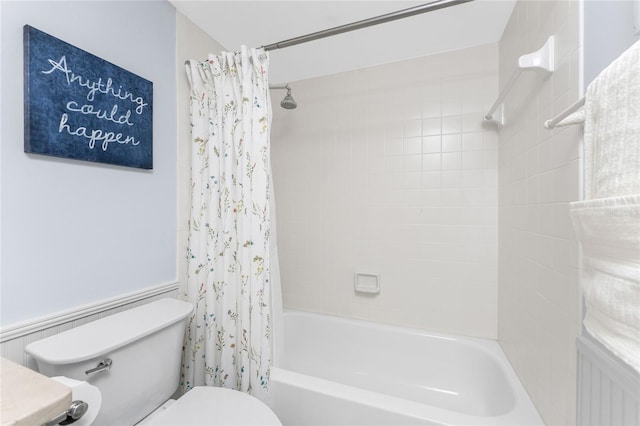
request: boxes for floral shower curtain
[181,46,274,402]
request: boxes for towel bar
[544,97,585,129]
[485,36,556,125]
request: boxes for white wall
[497,1,582,425]
[584,0,640,86]
[0,1,177,326]
[271,44,499,339]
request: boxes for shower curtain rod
[261,0,474,51]
[183,0,472,66]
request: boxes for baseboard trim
[0,282,180,343]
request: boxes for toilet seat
[143,387,282,425]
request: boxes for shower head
[280,88,298,109]
[270,84,297,110]
[280,86,297,109]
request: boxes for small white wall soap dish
[354,273,380,294]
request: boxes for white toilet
[25,298,281,426]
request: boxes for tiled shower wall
[271,44,500,339]
[497,1,582,425]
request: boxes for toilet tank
[25,298,193,426]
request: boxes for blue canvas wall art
[23,25,153,169]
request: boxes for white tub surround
[271,43,500,340]
[271,311,542,425]
[497,1,582,423]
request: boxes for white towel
[570,40,640,373]
[583,40,640,200]
[571,196,640,372]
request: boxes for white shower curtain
[181,46,275,402]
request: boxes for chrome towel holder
[44,400,89,426]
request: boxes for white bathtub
[271,311,543,425]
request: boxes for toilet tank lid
[25,298,193,365]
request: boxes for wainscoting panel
[577,335,640,425]
[0,282,179,370]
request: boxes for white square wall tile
[442,152,462,170]
[403,137,423,155]
[422,171,442,189]
[423,117,441,136]
[484,151,498,169]
[442,115,462,134]
[441,189,463,206]
[463,151,484,170]
[420,190,442,206]
[423,89,442,118]
[463,93,484,114]
[442,95,462,116]
[422,153,441,171]
[462,170,484,188]
[385,155,404,173]
[442,134,462,152]
[462,132,484,151]
[403,119,422,138]
[385,138,403,156]
[462,113,484,133]
[423,136,442,153]
[403,172,422,189]
[385,121,403,139]
[484,130,499,151]
[442,170,462,188]
[404,155,423,172]
[462,189,484,206]
[368,155,385,173]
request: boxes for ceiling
[170,0,516,84]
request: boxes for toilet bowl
[141,387,281,425]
